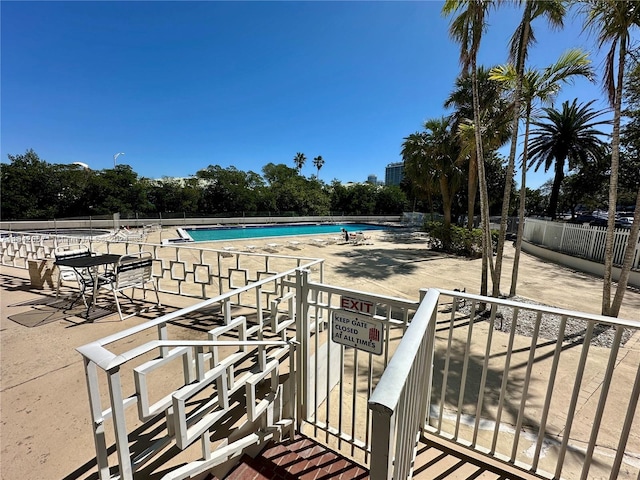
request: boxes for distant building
[367,174,378,185]
[152,176,208,187]
[385,162,404,186]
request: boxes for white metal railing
[368,288,438,480]
[294,270,421,465]
[523,218,640,269]
[0,230,324,305]
[369,288,640,480]
[76,265,305,480]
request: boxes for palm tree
[493,0,566,297]
[527,99,609,220]
[445,66,512,229]
[442,0,497,297]
[401,135,438,220]
[490,49,594,296]
[312,156,325,179]
[610,61,640,317]
[293,152,306,172]
[402,117,462,229]
[582,0,640,316]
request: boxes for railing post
[107,367,133,480]
[84,359,110,480]
[369,406,395,480]
[421,289,435,428]
[295,268,310,425]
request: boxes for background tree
[402,117,463,229]
[293,152,306,173]
[312,155,325,179]
[1,149,61,219]
[90,165,151,216]
[196,166,265,214]
[527,99,609,219]
[557,160,609,216]
[262,162,329,215]
[146,177,202,215]
[375,185,409,214]
[524,186,548,216]
[583,0,640,316]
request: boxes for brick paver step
[224,435,369,480]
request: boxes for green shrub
[424,221,498,258]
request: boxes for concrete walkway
[1,228,638,480]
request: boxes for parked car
[589,217,608,227]
[590,216,633,228]
[616,216,633,228]
[568,213,595,224]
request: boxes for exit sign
[340,295,374,316]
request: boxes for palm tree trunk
[467,154,478,229]
[440,176,453,229]
[471,56,495,298]
[610,185,640,317]
[493,7,529,298]
[602,43,625,316]
[510,112,532,297]
[547,159,564,220]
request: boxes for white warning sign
[331,310,384,355]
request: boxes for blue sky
[1,1,621,189]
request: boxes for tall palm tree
[401,134,438,219]
[442,0,497,298]
[528,99,609,220]
[293,152,306,172]
[445,66,512,229]
[312,155,325,179]
[402,117,462,229]
[490,49,594,296]
[493,0,566,297]
[583,0,640,316]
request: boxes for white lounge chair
[287,241,302,250]
[220,246,237,258]
[263,243,281,253]
[309,238,327,247]
[352,232,372,245]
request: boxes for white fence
[0,230,324,303]
[370,288,640,480]
[523,218,640,270]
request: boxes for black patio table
[55,253,122,318]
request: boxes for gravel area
[457,296,635,348]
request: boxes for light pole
[114,152,125,167]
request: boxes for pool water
[184,223,391,242]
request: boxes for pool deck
[1,227,639,480]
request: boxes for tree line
[0,151,414,220]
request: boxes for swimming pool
[183,223,392,242]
